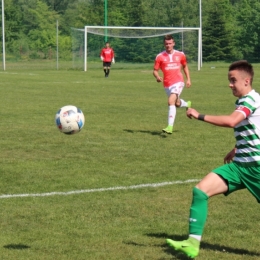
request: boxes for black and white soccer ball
[55,105,85,135]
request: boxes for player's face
[164,39,175,53]
[105,43,110,48]
[228,70,251,98]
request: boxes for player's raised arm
[186,108,246,128]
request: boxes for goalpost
[72,26,202,71]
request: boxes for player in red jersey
[100,42,115,78]
[153,35,191,134]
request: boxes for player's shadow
[146,232,260,259]
[4,243,30,250]
[123,235,190,260]
[123,129,178,138]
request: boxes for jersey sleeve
[180,52,187,66]
[153,55,161,70]
[235,96,254,118]
[235,105,251,118]
[111,48,114,58]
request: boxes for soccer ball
[55,105,85,134]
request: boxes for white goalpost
[72,25,202,71]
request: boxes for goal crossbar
[84,26,200,30]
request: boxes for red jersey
[154,50,187,88]
[100,47,114,62]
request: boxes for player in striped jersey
[166,60,260,258]
[153,35,191,134]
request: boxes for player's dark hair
[229,60,254,84]
[105,41,110,44]
[164,35,174,42]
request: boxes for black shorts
[103,62,112,67]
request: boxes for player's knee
[193,187,209,200]
[175,100,181,107]
[176,102,181,107]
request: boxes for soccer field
[0,62,260,259]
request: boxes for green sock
[189,187,209,235]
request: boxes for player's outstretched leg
[177,99,191,109]
[166,237,200,258]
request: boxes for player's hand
[112,58,115,64]
[186,79,191,88]
[186,108,199,119]
[156,76,163,82]
[100,56,104,61]
[224,148,236,164]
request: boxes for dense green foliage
[1,0,260,62]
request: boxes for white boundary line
[0,179,199,199]
[0,72,38,75]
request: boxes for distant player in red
[153,35,191,134]
[100,42,115,77]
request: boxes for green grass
[0,62,260,259]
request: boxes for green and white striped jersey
[234,90,260,166]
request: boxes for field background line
[0,179,200,199]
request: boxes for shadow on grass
[123,129,177,138]
[4,244,30,250]
[146,232,260,258]
[124,234,190,260]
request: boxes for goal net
[71,26,202,71]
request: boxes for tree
[26,1,58,58]
[234,0,260,62]
[2,0,260,62]
[202,0,239,61]
[42,0,73,14]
